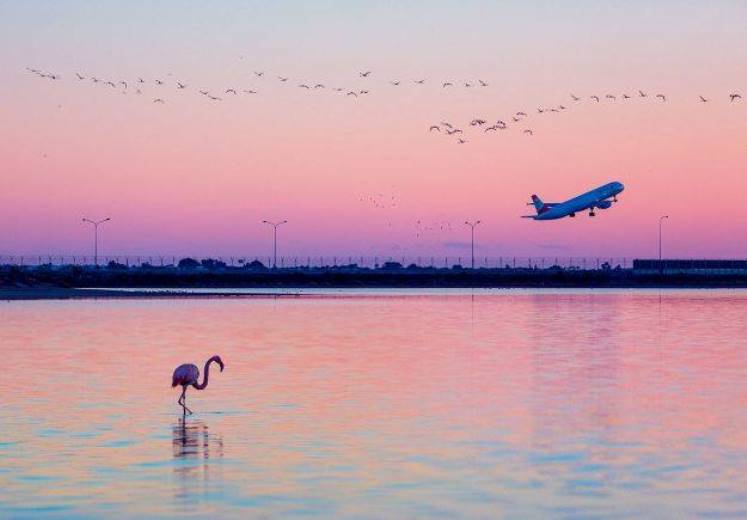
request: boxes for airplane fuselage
[529,182,625,220]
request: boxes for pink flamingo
[171,355,225,415]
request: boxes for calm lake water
[2,289,747,518]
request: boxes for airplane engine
[596,200,612,209]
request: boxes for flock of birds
[429,89,743,144]
[26,66,467,103]
[26,65,743,147]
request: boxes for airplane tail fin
[530,194,545,214]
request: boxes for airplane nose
[616,182,625,191]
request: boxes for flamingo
[172,355,225,415]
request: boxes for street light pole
[659,215,668,273]
[82,217,111,267]
[464,220,482,269]
[262,220,288,268]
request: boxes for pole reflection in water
[172,418,224,504]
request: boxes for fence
[0,255,634,270]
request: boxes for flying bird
[638,90,647,98]
[119,81,127,89]
[278,76,288,82]
[153,98,165,103]
[138,77,145,84]
[442,82,453,88]
[155,79,164,85]
[359,71,372,77]
[464,82,472,88]
[656,94,666,101]
[699,95,708,103]
[591,95,600,102]
[516,111,527,117]
[414,79,426,84]
[606,94,616,100]
[457,138,467,144]
[446,128,463,135]
[524,129,534,136]
[75,73,85,80]
[390,80,400,86]
[570,93,580,101]
[172,355,225,415]
[105,81,116,88]
[225,88,237,94]
[177,82,187,89]
[622,94,631,99]
[359,89,369,94]
[199,90,209,95]
[254,71,264,77]
[429,125,440,132]
[470,119,486,126]
[314,83,325,89]
[298,84,310,89]
[730,93,742,102]
[495,120,507,129]
[485,125,499,132]
[346,91,357,97]
[478,79,488,87]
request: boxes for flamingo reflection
[172,418,224,501]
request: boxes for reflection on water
[172,418,224,503]
[1,290,747,518]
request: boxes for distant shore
[3,260,747,300]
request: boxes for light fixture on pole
[659,215,669,274]
[464,220,482,269]
[262,220,288,268]
[82,217,111,267]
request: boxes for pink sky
[1,2,746,258]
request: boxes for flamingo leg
[179,386,193,415]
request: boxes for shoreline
[3,284,747,301]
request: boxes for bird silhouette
[75,73,85,80]
[457,138,467,144]
[516,111,527,117]
[571,93,581,101]
[442,82,453,88]
[699,95,708,103]
[591,95,600,102]
[524,129,534,136]
[153,98,165,103]
[390,80,400,86]
[606,94,616,100]
[639,90,647,98]
[429,125,440,132]
[119,81,127,89]
[414,79,426,84]
[177,82,187,89]
[730,93,742,102]
[299,84,310,89]
[172,355,225,416]
[478,79,488,87]
[314,83,325,89]
[254,71,264,77]
[656,94,666,101]
[156,79,164,85]
[225,88,237,94]
[359,89,369,94]
[359,71,371,77]
[278,76,289,82]
[346,91,357,97]
[243,89,257,94]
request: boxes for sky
[1,1,746,259]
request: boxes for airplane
[522,181,624,220]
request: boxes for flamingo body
[172,355,225,415]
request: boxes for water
[1,290,747,518]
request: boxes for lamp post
[82,217,111,267]
[659,215,668,273]
[262,220,287,268]
[464,220,481,269]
